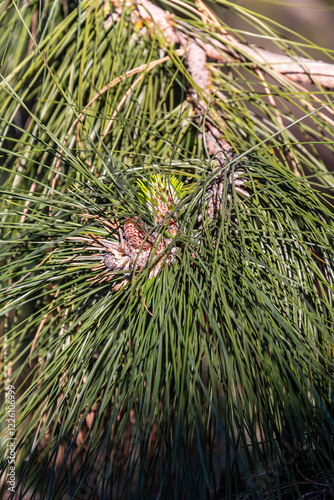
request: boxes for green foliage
[0,0,334,499]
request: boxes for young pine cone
[69,175,183,289]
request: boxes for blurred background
[215,0,334,55]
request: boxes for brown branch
[128,0,334,168]
[135,0,334,89]
[239,45,334,88]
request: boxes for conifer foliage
[0,0,334,498]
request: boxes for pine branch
[126,0,334,89]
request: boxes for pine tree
[1,1,334,498]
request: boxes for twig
[29,313,48,367]
[103,73,146,137]
[55,49,184,180]
[141,288,153,316]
